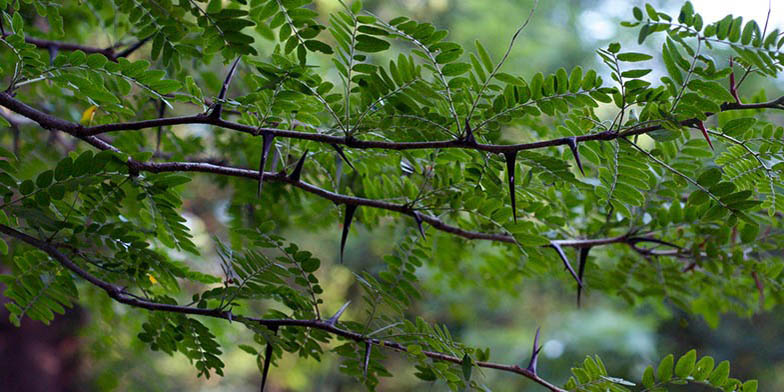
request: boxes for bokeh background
[1,0,783,391]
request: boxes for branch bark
[0,223,567,392]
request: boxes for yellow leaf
[80,105,97,125]
[148,274,158,284]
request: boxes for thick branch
[0,223,566,392]
[0,91,684,254]
[1,34,150,61]
[77,98,784,154]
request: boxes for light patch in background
[580,10,617,40]
[543,339,565,358]
[689,0,783,29]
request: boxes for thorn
[212,57,242,119]
[627,237,681,249]
[363,341,372,378]
[463,119,476,145]
[526,327,542,374]
[413,211,426,239]
[326,300,351,325]
[257,132,275,197]
[504,151,518,223]
[577,247,591,307]
[288,149,308,182]
[566,137,585,176]
[695,121,714,150]
[260,340,274,392]
[340,205,358,263]
[331,144,355,170]
[156,100,165,153]
[729,57,741,104]
[551,243,582,287]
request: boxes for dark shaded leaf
[462,353,472,381]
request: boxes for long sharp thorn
[340,205,358,263]
[413,211,426,239]
[212,57,242,119]
[504,151,518,222]
[628,237,681,249]
[331,144,355,170]
[526,327,542,374]
[729,57,741,104]
[326,300,351,325]
[551,243,582,287]
[577,247,591,308]
[363,341,372,378]
[260,341,273,392]
[156,100,165,153]
[288,149,308,182]
[566,136,585,176]
[464,119,476,144]
[257,132,274,197]
[696,121,714,150]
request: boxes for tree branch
[1,33,151,61]
[0,223,567,392]
[0,91,695,255]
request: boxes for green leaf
[304,40,333,54]
[616,52,653,62]
[742,380,758,392]
[355,34,390,52]
[723,118,756,136]
[674,349,696,378]
[642,365,655,387]
[461,353,472,381]
[20,179,34,195]
[709,360,730,386]
[35,170,53,188]
[657,354,674,383]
